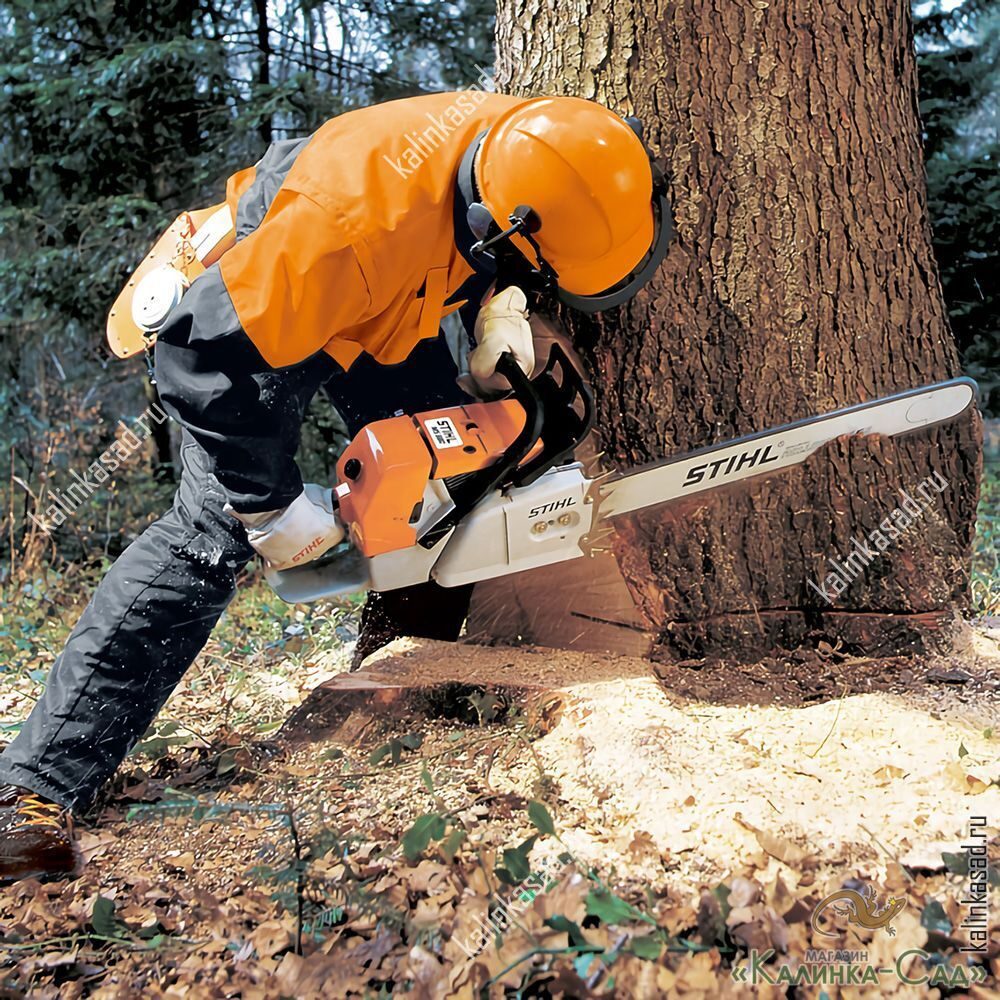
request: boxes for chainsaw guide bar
[599,376,977,519]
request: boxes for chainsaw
[264,345,977,603]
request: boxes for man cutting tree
[0,91,672,881]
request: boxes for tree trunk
[481,0,982,661]
[254,0,273,145]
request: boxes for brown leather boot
[0,784,80,883]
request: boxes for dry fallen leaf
[873,764,907,784]
[736,814,811,866]
[76,830,117,865]
[249,918,293,959]
[942,761,991,795]
[674,950,722,991]
[626,829,659,863]
[728,876,762,911]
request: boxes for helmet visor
[556,191,673,314]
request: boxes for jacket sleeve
[218,187,374,368]
[154,263,335,514]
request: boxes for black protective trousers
[0,335,468,811]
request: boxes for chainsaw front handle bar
[494,349,547,480]
[417,345,594,549]
[504,345,594,487]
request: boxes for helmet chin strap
[472,204,560,296]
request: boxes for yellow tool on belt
[106,203,236,360]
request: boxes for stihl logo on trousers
[683,444,779,489]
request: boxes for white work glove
[227,483,344,571]
[459,286,535,397]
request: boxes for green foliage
[497,834,538,884]
[440,826,467,861]
[401,812,448,862]
[920,898,953,935]
[585,886,652,926]
[89,896,121,938]
[915,0,1000,413]
[369,731,424,766]
[0,2,240,348]
[625,934,663,959]
[527,799,556,837]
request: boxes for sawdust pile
[1,627,998,996]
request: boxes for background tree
[915,0,999,413]
[484,0,983,660]
[0,0,243,568]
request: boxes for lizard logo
[811,885,907,938]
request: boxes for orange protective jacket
[218,91,526,372]
[154,92,528,514]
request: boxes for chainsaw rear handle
[417,344,593,549]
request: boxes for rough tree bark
[474,0,982,660]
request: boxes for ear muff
[457,132,557,295]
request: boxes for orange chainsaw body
[336,398,539,557]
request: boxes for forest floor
[1,572,999,998]
[0,447,997,997]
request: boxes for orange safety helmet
[463,96,673,312]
